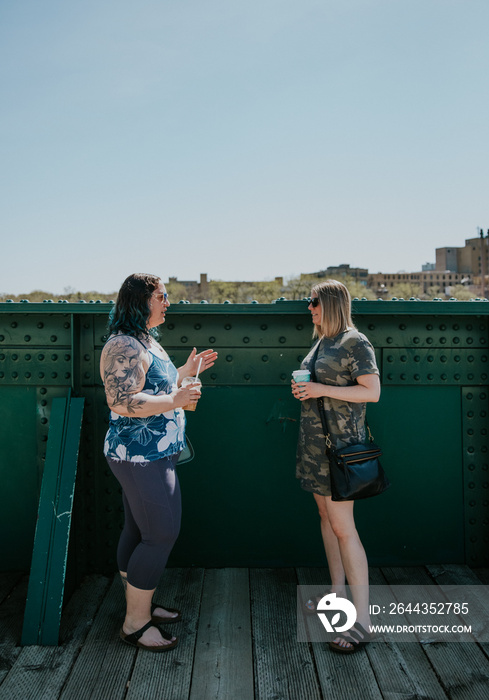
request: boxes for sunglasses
[309,297,320,308]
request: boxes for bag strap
[308,340,334,451]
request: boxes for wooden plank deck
[1,566,489,700]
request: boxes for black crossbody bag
[309,341,390,501]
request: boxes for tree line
[0,277,475,304]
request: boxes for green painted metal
[1,299,488,577]
[21,392,84,646]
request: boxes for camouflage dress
[296,328,379,496]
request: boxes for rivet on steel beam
[226,355,233,362]
[52,354,58,360]
[194,324,201,330]
[84,372,91,379]
[41,418,48,425]
[38,372,45,378]
[440,338,447,344]
[65,372,71,379]
[441,373,447,380]
[413,337,420,344]
[25,354,31,361]
[25,372,31,378]
[210,373,217,380]
[399,324,406,330]
[414,374,420,381]
[0,354,4,361]
[454,355,461,362]
[440,356,447,363]
[427,373,434,380]
[280,373,287,380]
[468,373,474,380]
[400,373,406,381]
[50,335,57,342]
[386,337,393,344]
[83,323,90,329]
[414,355,420,362]
[224,324,232,330]
[481,410,487,417]
[480,392,487,400]
[279,337,286,344]
[0,373,4,379]
[387,374,393,380]
[368,324,375,330]
[24,335,31,342]
[40,387,47,394]
[454,374,461,381]
[467,338,474,345]
[181,336,188,343]
[243,337,250,343]
[481,338,487,344]
[427,355,434,363]
[261,325,268,330]
[426,324,433,330]
[12,354,18,361]
[400,355,407,362]
[64,322,70,329]
[453,324,460,330]
[11,322,17,328]
[209,336,216,343]
[296,324,303,331]
[41,400,47,407]
[0,335,4,341]
[52,372,58,378]
[244,374,251,380]
[262,355,269,362]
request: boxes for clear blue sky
[1,0,488,294]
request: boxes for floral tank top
[103,345,186,463]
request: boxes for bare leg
[313,494,346,594]
[120,570,178,622]
[324,497,371,649]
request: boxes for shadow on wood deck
[1,566,489,700]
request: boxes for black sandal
[150,603,182,624]
[328,623,372,654]
[120,621,178,652]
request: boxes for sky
[1,0,488,295]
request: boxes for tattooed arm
[100,335,201,417]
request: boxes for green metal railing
[1,299,488,581]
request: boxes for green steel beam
[21,392,84,646]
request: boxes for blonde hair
[311,279,355,339]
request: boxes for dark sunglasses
[308,297,320,308]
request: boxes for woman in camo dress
[292,279,380,653]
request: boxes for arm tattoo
[102,336,148,415]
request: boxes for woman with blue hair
[100,273,217,652]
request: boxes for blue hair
[107,273,161,340]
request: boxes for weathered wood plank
[251,568,321,700]
[59,574,135,700]
[297,567,383,700]
[382,567,489,700]
[0,575,29,685]
[189,568,253,700]
[366,568,448,700]
[0,575,110,700]
[126,567,205,700]
[472,568,489,585]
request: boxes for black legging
[107,454,181,590]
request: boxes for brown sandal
[120,621,178,652]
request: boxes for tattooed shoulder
[101,335,149,414]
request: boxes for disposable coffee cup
[181,377,202,411]
[292,369,311,383]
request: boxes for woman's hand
[291,379,324,401]
[179,347,218,381]
[171,383,202,409]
